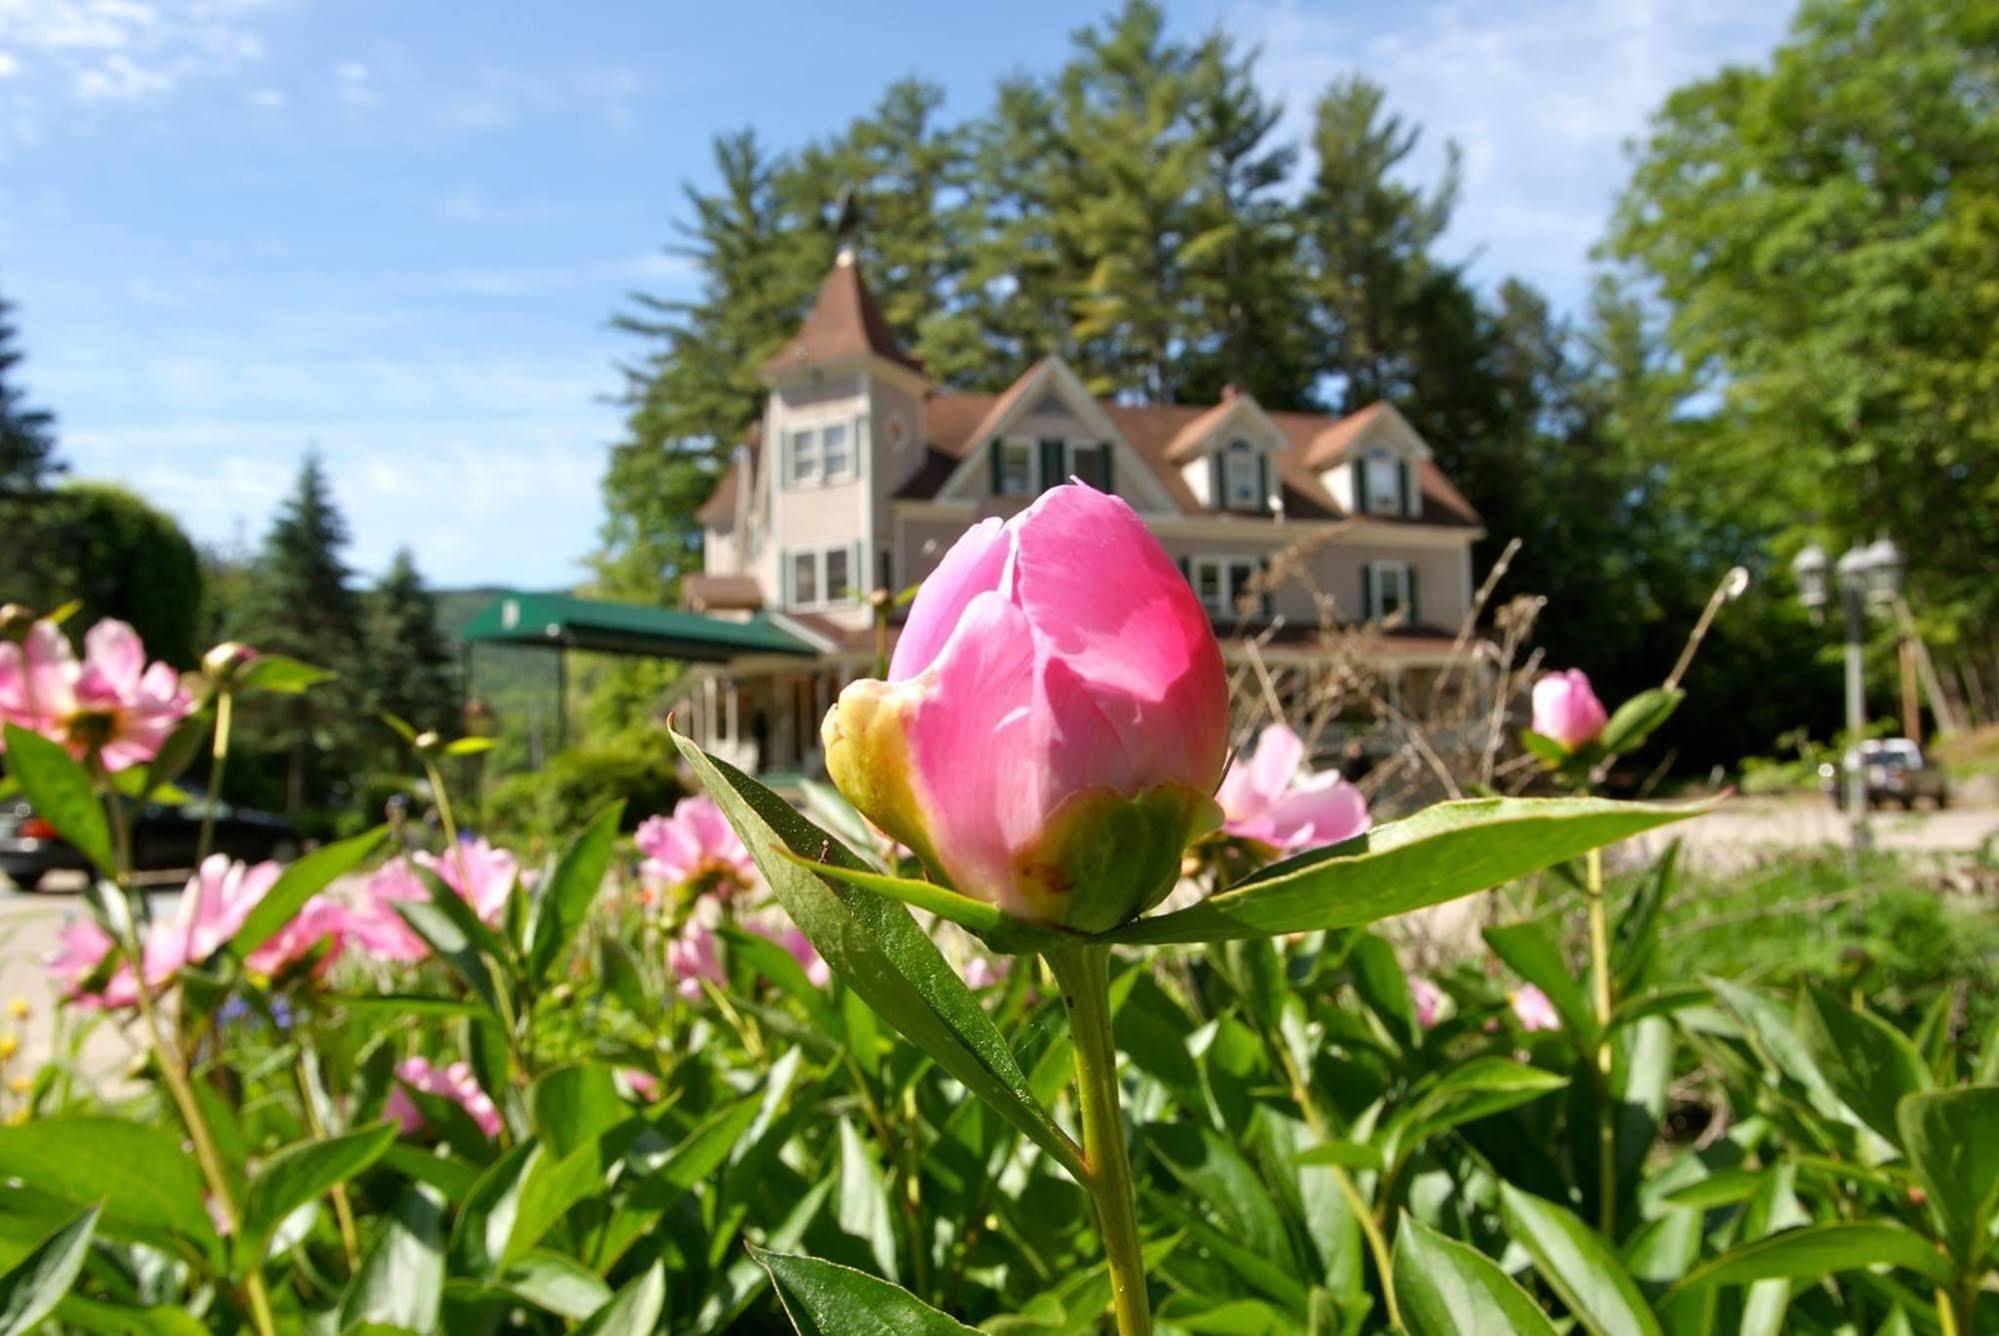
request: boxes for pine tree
[232,451,367,808]
[0,289,60,498]
[361,548,458,748]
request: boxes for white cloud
[74,51,173,100]
[332,58,372,107]
[0,51,20,79]
[1232,0,1790,309]
[244,84,281,107]
[436,62,644,135]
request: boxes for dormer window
[1222,440,1263,510]
[1363,448,1402,514]
[989,437,1114,497]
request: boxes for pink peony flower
[822,483,1228,932]
[963,955,1010,991]
[1410,975,1444,1029]
[244,894,347,979]
[385,1056,502,1139]
[49,857,286,1007]
[0,619,194,772]
[1530,669,1609,753]
[1216,724,1371,853]
[1510,985,1562,1033]
[667,917,723,1000]
[347,838,518,963]
[747,913,831,988]
[635,796,758,897]
[621,1068,663,1102]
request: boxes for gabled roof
[695,424,761,527]
[758,252,924,379]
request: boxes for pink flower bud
[1530,669,1609,753]
[1509,985,1562,1033]
[1409,975,1444,1029]
[822,484,1229,933]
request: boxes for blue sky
[2,0,1791,590]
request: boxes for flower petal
[890,516,1009,682]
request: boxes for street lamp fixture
[1794,535,1904,870]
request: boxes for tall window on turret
[787,429,819,486]
[822,422,850,478]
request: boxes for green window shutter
[1398,460,1413,516]
[1098,442,1115,494]
[1210,453,1225,509]
[852,541,864,601]
[1407,563,1420,624]
[1040,439,1065,491]
[856,415,868,479]
[1361,564,1374,621]
[1351,460,1365,514]
[1177,555,1191,583]
[989,439,1003,494]
[1256,453,1270,512]
[781,552,794,605]
[1258,557,1273,616]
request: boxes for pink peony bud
[1509,985,1562,1033]
[1530,669,1609,753]
[1216,725,1371,853]
[1409,975,1444,1029]
[821,483,1228,933]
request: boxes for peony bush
[0,491,1993,1335]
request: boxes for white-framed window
[1190,556,1263,618]
[824,546,851,603]
[1367,560,1412,619]
[821,422,850,478]
[999,438,1035,495]
[1364,448,1402,515]
[785,546,861,608]
[789,550,818,606]
[788,429,820,487]
[1222,440,1262,510]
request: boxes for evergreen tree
[0,288,66,611]
[232,451,367,808]
[361,548,458,747]
[0,290,60,498]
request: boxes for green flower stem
[1046,945,1152,1336]
[1584,845,1617,1236]
[195,688,233,866]
[99,784,277,1336]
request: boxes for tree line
[0,324,459,813]
[605,0,1999,766]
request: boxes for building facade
[675,250,1485,780]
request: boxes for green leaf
[1519,729,1571,769]
[1498,1182,1662,1336]
[1659,1169,1768,1210]
[238,1122,395,1269]
[0,1119,216,1254]
[139,712,210,804]
[1598,688,1683,759]
[836,1119,898,1282]
[1484,920,1599,1048]
[672,733,1086,1181]
[443,735,497,757]
[333,993,489,1021]
[339,1184,445,1334]
[1394,1212,1558,1336]
[575,1263,667,1336]
[1612,842,1679,994]
[1347,931,1418,1047]
[1406,1058,1569,1140]
[378,711,418,743]
[235,653,333,695]
[1295,1141,1384,1172]
[2,724,112,876]
[1108,796,1715,945]
[1142,1123,1292,1269]
[527,1063,626,1159]
[0,1204,100,1336]
[525,800,623,981]
[230,825,388,960]
[395,891,511,1023]
[1672,1222,1952,1292]
[1897,1085,1999,1268]
[1796,987,1931,1146]
[752,1246,980,1335]
[493,1251,614,1319]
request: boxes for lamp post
[1791,537,1904,869]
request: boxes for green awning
[460,592,814,662]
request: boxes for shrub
[483,728,684,842]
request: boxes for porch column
[724,677,739,745]
[703,675,719,748]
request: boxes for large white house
[673,248,1485,778]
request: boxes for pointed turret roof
[759,251,925,379]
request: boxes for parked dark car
[0,792,302,890]
[1818,737,1951,811]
